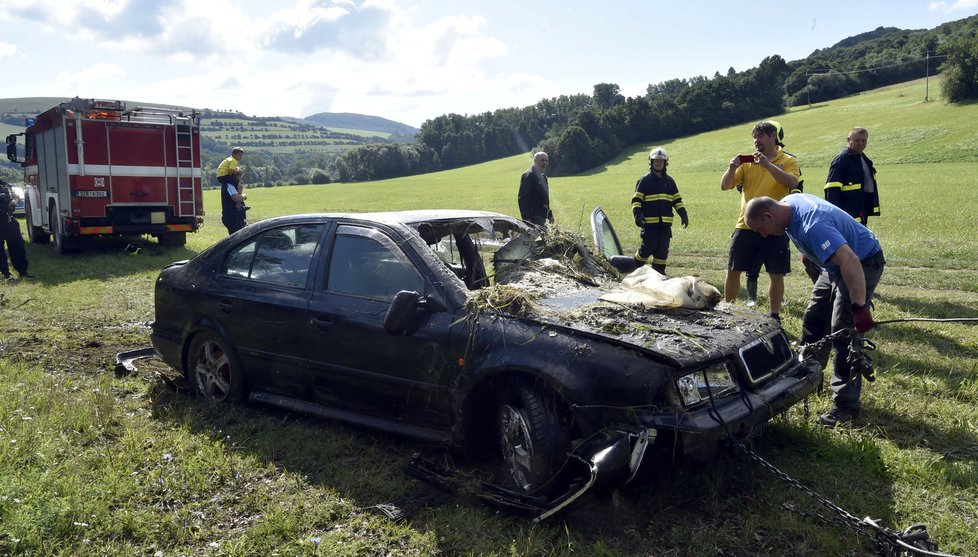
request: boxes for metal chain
[736,443,959,556]
[795,328,876,382]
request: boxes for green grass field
[1,77,976,556]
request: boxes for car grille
[738,330,794,384]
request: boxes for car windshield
[409,216,617,296]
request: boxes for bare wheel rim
[193,340,232,401]
[499,403,535,491]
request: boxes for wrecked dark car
[151,209,822,519]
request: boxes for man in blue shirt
[745,193,885,426]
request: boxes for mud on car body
[151,209,822,518]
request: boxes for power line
[803,54,950,105]
[805,54,948,76]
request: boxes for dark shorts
[727,228,790,274]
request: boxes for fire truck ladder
[173,117,196,218]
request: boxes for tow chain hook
[734,442,959,557]
[847,330,877,382]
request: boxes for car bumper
[574,358,823,459]
[649,357,823,458]
[150,323,184,374]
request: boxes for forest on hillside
[3,14,976,187]
[336,13,978,182]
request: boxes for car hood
[532,287,777,367]
[488,233,777,367]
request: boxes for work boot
[816,407,858,427]
[746,276,758,307]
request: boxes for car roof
[268,209,524,227]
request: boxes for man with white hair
[518,151,554,226]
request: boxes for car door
[303,224,455,429]
[207,222,326,396]
[591,206,639,273]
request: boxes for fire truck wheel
[25,203,51,244]
[187,332,246,403]
[50,206,75,254]
[157,232,187,247]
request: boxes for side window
[327,227,424,299]
[221,224,324,287]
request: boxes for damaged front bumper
[407,426,652,521]
[408,359,822,521]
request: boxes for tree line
[336,14,978,181]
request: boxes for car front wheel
[188,333,246,402]
[498,380,568,493]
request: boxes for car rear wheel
[498,380,569,493]
[188,333,246,402]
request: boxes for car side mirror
[384,290,446,335]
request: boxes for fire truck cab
[5,97,204,253]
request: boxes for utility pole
[806,70,811,107]
[925,51,930,102]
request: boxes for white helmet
[648,147,669,161]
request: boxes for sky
[1,0,977,128]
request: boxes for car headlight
[675,362,739,407]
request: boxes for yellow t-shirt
[216,156,239,178]
[733,149,801,229]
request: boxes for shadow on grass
[146,379,898,556]
[22,234,200,286]
[865,404,977,488]
[879,294,978,322]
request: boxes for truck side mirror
[5,134,19,163]
[5,135,15,162]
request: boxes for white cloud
[0,42,16,58]
[928,0,978,11]
[45,62,125,97]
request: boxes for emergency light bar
[90,99,125,111]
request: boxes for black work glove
[634,213,644,227]
[678,210,689,229]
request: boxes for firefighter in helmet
[631,147,688,275]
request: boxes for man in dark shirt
[518,151,554,226]
[0,180,31,280]
[824,127,879,226]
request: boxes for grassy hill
[2,77,977,556]
[0,97,414,158]
[302,112,418,137]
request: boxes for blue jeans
[801,250,885,414]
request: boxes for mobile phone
[738,154,755,164]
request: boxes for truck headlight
[675,362,739,407]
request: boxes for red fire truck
[5,97,204,252]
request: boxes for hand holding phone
[738,154,755,164]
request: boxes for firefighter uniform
[824,148,879,225]
[631,171,687,274]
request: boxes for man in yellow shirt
[719,121,802,321]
